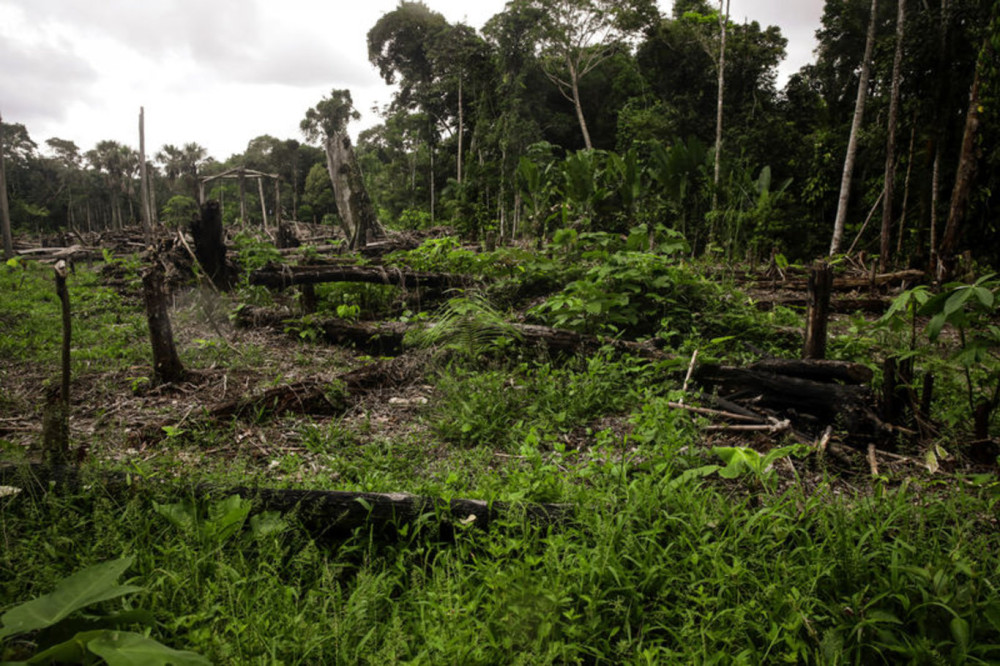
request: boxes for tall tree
[829,0,878,255]
[522,0,658,149]
[0,112,13,258]
[712,0,730,214]
[878,0,905,271]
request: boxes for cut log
[249,263,472,290]
[749,359,873,385]
[234,307,666,359]
[695,364,877,438]
[219,486,572,536]
[0,465,573,538]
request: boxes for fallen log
[779,269,925,291]
[234,306,666,359]
[752,297,891,314]
[695,364,878,438]
[0,464,573,538]
[220,486,573,536]
[135,357,423,443]
[749,359,873,384]
[249,263,473,290]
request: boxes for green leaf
[153,500,198,535]
[87,631,210,665]
[666,465,720,489]
[249,511,288,539]
[926,312,948,341]
[950,617,970,652]
[973,286,995,309]
[0,557,140,640]
[943,288,972,317]
[204,495,251,541]
[25,629,108,663]
[713,447,761,479]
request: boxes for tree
[301,89,381,248]
[520,0,658,149]
[878,0,905,271]
[828,0,878,255]
[0,112,13,258]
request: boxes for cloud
[0,26,97,124]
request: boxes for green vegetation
[3,0,1000,662]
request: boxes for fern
[405,294,522,360]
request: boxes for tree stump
[142,262,185,384]
[803,261,833,359]
[190,200,229,290]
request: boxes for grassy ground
[2,249,999,664]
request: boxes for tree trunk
[0,112,13,259]
[142,262,185,384]
[711,0,730,215]
[829,0,878,255]
[930,0,950,273]
[896,123,916,255]
[42,261,72,464]
[879,0,906,272]
[139,107,151,234]
[324,132,381,249]
[803,261,833,360]
[569,58,593,150]
[457,74,464,185]
[939,34,991,266]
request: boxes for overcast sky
[0,0,825,162]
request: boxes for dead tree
[0,112,13,259]
[327,132,382,249]
[42,261,72,463]
[190,200,230,290]
[142,261,185,384]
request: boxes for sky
[0,0,825,162]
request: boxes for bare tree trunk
[829,0,878,255]
[0,112,13,259]
[569,58,593,150]
[457,74,464,185]
[139,107,151,233]
[325,132,381,249]
[42,261,72,463]
[142,262,185,384]
[940,45,987,265]
[711,0,730,215]
[896,123,916,255]
[879,0,906,272]
[929,0,950,271]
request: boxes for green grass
[2,468,998,664]
[3,250,1000,663]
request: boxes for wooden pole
[803,261,833,359]
[257,176,268,229]
[238,169,247,224]
[274,178,281,226]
